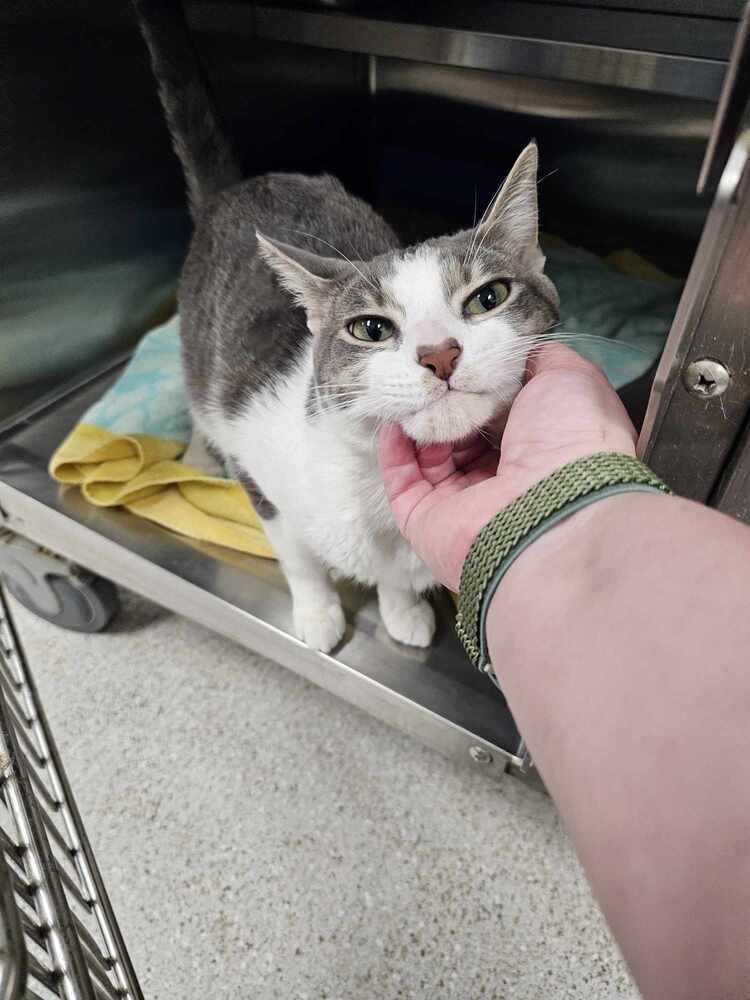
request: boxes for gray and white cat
[136,1,559,652]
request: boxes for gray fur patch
[429,229,559,334]
[236,469,278,520]
[205,437,226,469]
[313,333,373,411]
[179,173,400,418]
[505,283,558,332]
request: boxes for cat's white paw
[294,601,346,653]
[380,595,436,648]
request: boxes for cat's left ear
[480,142,544,268]
[256,232,349,330]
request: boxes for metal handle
[698,2,750,194]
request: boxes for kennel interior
[2,0,750,786]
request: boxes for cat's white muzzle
[399,387,501,444]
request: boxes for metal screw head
[683,359,731,398]
[469,745,492,765]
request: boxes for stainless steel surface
[0,2,188,420]
[252,1,738,59]
[0,587,144,999]
[713,417,750,520]
[0,368,524,777]
[638,132,750,504]
[0,851,24,1000]
[699,2,750,193]
[1,1,367,423]
[516,0,741,12]
[255,5,727,100]
[374,57,717,137]
[682,358,732,398]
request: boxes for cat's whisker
[469,213,507,268]
[540,330,653,356]
[280,227,379,292]
[463,185,487,269]
[313,400,364,413]
[537,168,559,186]
[313,383,367,391]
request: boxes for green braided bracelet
[455,452,671,681]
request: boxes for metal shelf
[0,364,524,780]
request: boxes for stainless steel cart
[2,0,750,798]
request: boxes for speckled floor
[8,590,638,1000]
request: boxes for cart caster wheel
[0,532,119,632]
[3,572,120,633]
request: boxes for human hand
[378,342,637,591]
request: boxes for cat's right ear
[476,143,544,270]
[256,233,347,331]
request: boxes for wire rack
[0,586,143,1000]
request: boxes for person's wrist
[451,445,637,591]
[455,453,669,670]
[484,489,668,641]
[499,440,638,509]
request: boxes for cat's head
[257,143,559,444]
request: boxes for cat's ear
[480,142,542,266]
[256,232,347,312]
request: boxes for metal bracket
[638,131,750,507]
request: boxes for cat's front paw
[379,592,436,648]
[294,601,346,653]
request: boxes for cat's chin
[399,390,499,445]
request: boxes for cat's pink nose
[418,343,461,381]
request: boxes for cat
[134,0,559,652]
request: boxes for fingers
[378,424,494,537]
[464,449,499,477]
[379,426,489,489]
[378,423,425,500]
[452,433,490,469]
[378,423,436,536]
[414,442,458,485]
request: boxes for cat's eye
[348,316,395,343]
[463,280,511,317]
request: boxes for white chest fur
[199,351,433,594]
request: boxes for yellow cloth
[49,423,275,559]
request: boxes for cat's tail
[133,0,242,219]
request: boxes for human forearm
[487,492,750,1000]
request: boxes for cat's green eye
[348,317,395,343]
[463,280,511,317]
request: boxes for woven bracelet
[455,452,671,682]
